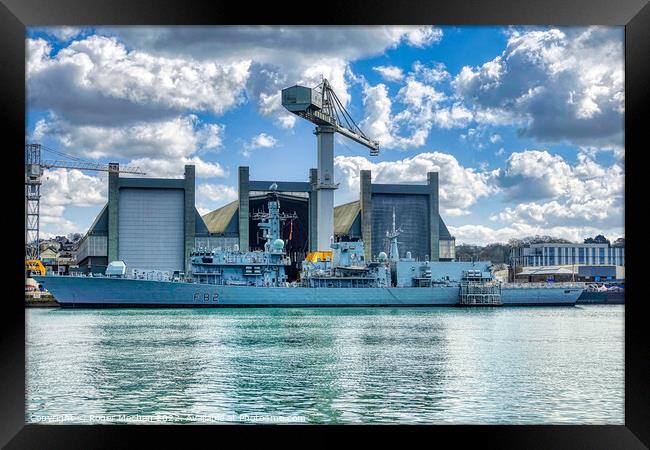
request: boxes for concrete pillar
[184,165,196,274]
[360,170,372,261]
[107,163,119,263]
[428,172,440,261]
[309,168,318,252]
[315,126,336,251]
[238,166,250,252]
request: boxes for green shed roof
[201,200,239,234]
[334,200,361,235]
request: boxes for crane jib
[281,79,380,155]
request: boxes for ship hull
[577,290,625,304]
[35,276,581,308]
[500,286,583,306]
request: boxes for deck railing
[503,282,585,289]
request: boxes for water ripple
[26,306,624,424]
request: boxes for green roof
[334,200,361,235]
[201,200,239,234]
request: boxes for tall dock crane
[281,78,379,252]
[25,143,145,262]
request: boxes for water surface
[26,305,624,424]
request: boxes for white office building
[510,242,625,281]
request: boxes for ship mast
[386,207,402,262]
[251,183,297,249]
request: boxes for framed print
[2,0,648,447]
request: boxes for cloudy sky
[26,25,624,244]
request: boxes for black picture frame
[2,0,648,447]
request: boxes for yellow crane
[25,260,46,277]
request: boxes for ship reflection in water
[26,305,623,424]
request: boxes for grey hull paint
[35,276,581,308]
[577,290,625,304]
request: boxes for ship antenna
[386,206,402,262]
[269,182,279,204]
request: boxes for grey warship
[36,191,583,307]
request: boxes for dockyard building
[76,164,456,277]
[510,242,625,282]
[76,165,212,274]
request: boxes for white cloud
[359,76,447,150]
[432,103,474,129]
[39,168,107,236]
[247,132,277,149]
[27,36,251,126]
[196,183,238,207]
[490,134,502,144]
[334,152,496,216]
[497,150,576,200]
[453,27,624,146]
[102,26,443,63]
[277,114,297,129]
[402,26,444,47]
[127,156,228,179]
[411,61,450,84]
[241,132,278,157]
[372,65,404,82]
[35,26,84,42]
[40,217,82,238]
[359,61,480,149]
[33,113,229,180]
[492,149,624,229]
[449,222,623,246]
[33,114,224,162]
[359,83,400,147]
[28,27,446,134]
[397,77,446,108]
[42,168,107,208]
[94,26,442,128]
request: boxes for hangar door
[118,188,184,272]
[371,194,430,261]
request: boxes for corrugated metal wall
[76,235,107,262]
[118,188,184,271]
[371,194,430,261]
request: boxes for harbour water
[26,305,624,424]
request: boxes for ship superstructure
[300,240,391,288]
[191,188,294,287]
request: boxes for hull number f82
[193,292,219,302]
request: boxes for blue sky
[26,26,624,244]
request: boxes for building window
[599,247,605,264]
[579,247,585,264]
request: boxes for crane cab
[281,85,322,113]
